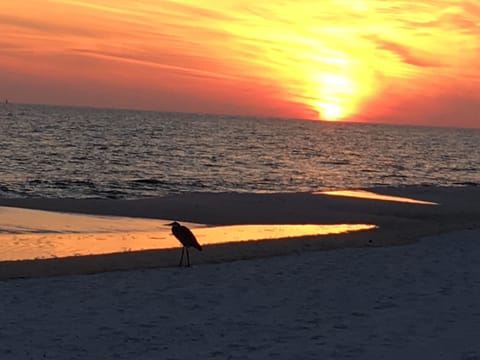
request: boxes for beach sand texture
[1,187,480,359]
[0,229,479,359]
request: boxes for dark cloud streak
[0,14,99,37]
[366,34,443,68]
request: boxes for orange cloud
[1,0,479,127]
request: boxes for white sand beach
[1,187,480,358]
[1,228,480,359]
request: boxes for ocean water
[1,103,479,199]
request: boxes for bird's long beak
[165,222,175,226]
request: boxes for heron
[167,221,202,267]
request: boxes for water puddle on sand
[319,189,438,205]
[0,206,376,261]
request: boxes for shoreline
[1,186,479,280]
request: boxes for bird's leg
[186,247,191,267]
[178,247,185,267]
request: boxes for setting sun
[317,102,342,121]
[0,1,479,127]
[312,73,356,121]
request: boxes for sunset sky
[1,1,479,127]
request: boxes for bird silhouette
[167,221,202,266]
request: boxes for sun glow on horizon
[317,102,342,121]
[312,73,357,121]
[1,1,479,127]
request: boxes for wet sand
[1,186,479,279]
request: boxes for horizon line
[3,100,479,130]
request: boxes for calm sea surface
[1,103,479,199]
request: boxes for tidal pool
[0,206,376,261]
[319,189,438,205]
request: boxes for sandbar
[1,186,479,279]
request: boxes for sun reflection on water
[0,206,376,261]
[195,223,376,246]
[319,190,438,205]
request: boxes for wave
[1,105,480,199]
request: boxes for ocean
[1,103,479,199]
